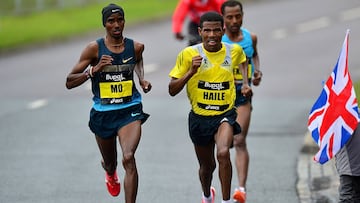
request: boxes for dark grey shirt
[335,123,360,176]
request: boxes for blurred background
[0,0,178,52]
[1,0,105,15]
[0,0,360,202]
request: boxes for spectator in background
[172,0,226,45]
[335,123,360,203]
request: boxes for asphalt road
[1,0,360,202]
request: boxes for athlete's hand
[94,55,113,73]
[190,55,202,75]
[140,80,152,93]
[252,69,262,86]
[241,84,253,98]
[175,32,184,41]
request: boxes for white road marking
[28,99,48,110]
[144,63,158,74]
[271,28,288,40]
[272,6,360,40]
[296,17,331,33]
[340,7,360,21]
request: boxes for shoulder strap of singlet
[193,43,231,62]
[193,43,205,57]
[222,43,232,64]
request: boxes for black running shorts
[188,108,241,146]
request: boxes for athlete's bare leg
[118,120,142,203]
[95,136,117,174]
[234,102,251,188]
[194,142,216,198]
[215,122,234,200]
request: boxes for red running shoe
[105,171,120,197]
[233,188,246,203]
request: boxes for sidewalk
[297,132,340,203]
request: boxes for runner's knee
[233,135,247,149]
[122,152,136,170]
[216,148,231,163]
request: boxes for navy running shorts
[88,103,149,139]
[188,108,241,146]
[235,82,252,107]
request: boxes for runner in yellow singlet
[168,11,252,203]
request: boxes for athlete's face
[105,13,125,39]
[223,5,243,33]
[199,21,224,52]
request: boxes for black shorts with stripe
[188,108,241,146]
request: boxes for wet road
[1,0,360,202]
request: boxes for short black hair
[199,11,224,28]
[221,0,243,15]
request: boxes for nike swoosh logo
[112,9,120,13]
[220,117,229,123]
[131,112,141,117]
[122,57,133,63]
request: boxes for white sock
[202,193,212,203]
[237,186,246,193]
[222,200,232,203]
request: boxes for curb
[297,132,340,203]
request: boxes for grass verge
[0,0,178,51]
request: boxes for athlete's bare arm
[65,41,99,89]
[238,61,252,97]
[251,33,262,86]
[168,55,202,96]
[134,41,151,93]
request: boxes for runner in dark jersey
[65,3,151,202]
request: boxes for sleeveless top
[222,28,254,80]
[90,37,142,112]
[169,43,246,116]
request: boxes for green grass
[0,0,178,51]
[355,81,360,103]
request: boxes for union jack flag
[307,30,359,164]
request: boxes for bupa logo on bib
[105,73,125,82]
